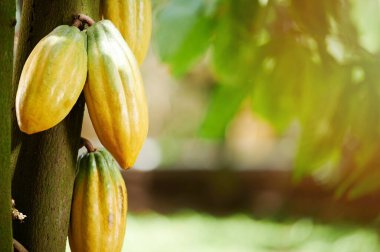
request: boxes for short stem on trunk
[81,137,96,153]
[71,18,83,29]
[72,13,95,29]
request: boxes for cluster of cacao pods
[16,0,152,169]
[15,1,152,251]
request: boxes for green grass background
[66,211,380,252]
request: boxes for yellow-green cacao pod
[101,0,152,64]
[69,149,128,252]
[16,25,87,134]
[85,20,148,169]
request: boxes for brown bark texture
[0,0,15,251]
[11,0,99,251]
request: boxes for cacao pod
[100,0,152,64]
[85,20,148,169]
[69,149,128,252]
[16,25,87,134]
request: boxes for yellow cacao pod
[101,0,152,64]
[85,20,148,169]
[69,149,128,252]
[16,25,87,134]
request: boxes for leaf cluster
[154,0,380,198]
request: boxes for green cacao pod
[85,20,148,169]
[16,25,87,134]
[69,149,128,252]
[100,0,152,64]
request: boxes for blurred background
[77,0,380,251]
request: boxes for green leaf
[154,0,216,76]
[212,0,265,84]
[199,84,250,139]
[334,142,380,199]
[293,65,348,179]
[348,172,380,199]
[251,39,317,133]
[347,65,380,144]
[293,127,341,181]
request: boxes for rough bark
[11,1,99,251]
[0,0,15,251]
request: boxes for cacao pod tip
[118,161,133,170]
[18,121,39,135]
[114,156,135,170]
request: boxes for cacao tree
[1,0,149,250]
[3,0,380,250]
[11,0,99,251]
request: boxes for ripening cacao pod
[85,20,148,169]
[100,0,152,64]
[16,25,87,134]
[69,148,128,252]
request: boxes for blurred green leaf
[347,174,380,200]
[212,0,266,84]
[252,38,316,133]
[199,84,250,138]
[294,65,348,179]
[294,113,343,181]
[333,141,380,199]
[154,0,216,76]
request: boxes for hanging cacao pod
[69,148,128,252]
[85,20,148,169]
[16,25,87,134]
[100,0,152,64]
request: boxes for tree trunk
[0,0,15,251]
[11,1,99,251]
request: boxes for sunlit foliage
[153,0,380,198]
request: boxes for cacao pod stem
[80,137,96,153]
[72,14,95,30]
